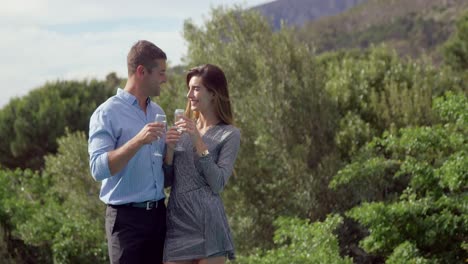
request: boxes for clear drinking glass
[174,109,185,151]
[154,114,166,156]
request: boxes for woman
[163,64,241,264]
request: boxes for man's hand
[136,122,166,145]
[108,122,166,175]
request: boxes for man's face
[145,59,167,97]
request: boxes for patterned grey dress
[163,123,240,262]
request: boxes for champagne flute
[174,109,185,151]
[154,113,166,156]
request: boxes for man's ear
[136,65,145,76]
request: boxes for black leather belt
[110,199,164,210]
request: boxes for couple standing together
[88,40,240,264]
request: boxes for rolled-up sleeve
[88,109,114,181]
[197,128,241,193]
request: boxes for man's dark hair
[127,40,167,76]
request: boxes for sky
[0,0,270,107]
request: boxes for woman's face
[187,76,214,113]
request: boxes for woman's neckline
[198,120,223,137]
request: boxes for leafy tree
[0,167,51,262]
[237,215,352,264]
[20,131,107,263]
[443,11,468,72]
[320,45,465,165]
[0,75,119,170]
[0,131,107,263]
[331,92,468,263]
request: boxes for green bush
[10,131,107,263]
[332,92,468,263]
[0,77,117,170]
[237,215,352,264]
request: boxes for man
[88,40,167,263]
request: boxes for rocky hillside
[252,0,367,29]
[296,0,468,61]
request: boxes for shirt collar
[116,88,151,106]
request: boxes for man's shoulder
[94,95,123,113]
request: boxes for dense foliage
[443,10,468,72]
[0,131,107,263]
[331,92,467,263]
[237,215,353,264]
[182,8,467,262]
[0,74,120,170]
[0,4,466,264]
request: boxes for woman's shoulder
[217,124,240,141]
[218,123,239,133]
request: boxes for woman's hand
[165,126,182,150]
[175,116,202,145]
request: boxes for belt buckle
[146,201,157,210]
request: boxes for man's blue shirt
[88,88,165,204]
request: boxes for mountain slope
[296,0,468,61]
[252,0,367,29]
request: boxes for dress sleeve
[197,128,241,194]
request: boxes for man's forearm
[108,137,143,176]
